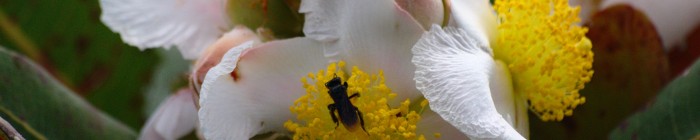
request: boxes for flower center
[285,61,431,139]
[493,0,594,121]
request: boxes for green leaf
[227,0,304,38]
[0,48,136,139]
[0,0,159,129]
[609,60,700,139]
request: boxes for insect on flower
[325,75,367,134]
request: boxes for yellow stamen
[285,61,431,139]
[493,0,594,121]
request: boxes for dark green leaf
[227,0,304,38]
[0,48,136,139]
[609,60,700,139]
[0,0,159,129]
[143,49,190,117]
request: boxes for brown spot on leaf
[75,35,90,55]
[76,64,111,96]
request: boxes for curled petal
[100,0,229,59]
[191,26,260,103]
[198,38,328,139]
[412,25,523,139]
[395,0,446,30]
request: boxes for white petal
[395,0,446,30]
[417,109,468,139]
[299,0,340,42]
[139,89,198,140]
[198,38,328,139]
[100,0,229,59]
[448,0,497,46]
[191,26,260,103]
[302,0,426,105]
[602,0,700,49]
[412,25,524,139]
[490,61,529,138]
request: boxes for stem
[0,106,47,140]
[0,115,25,140]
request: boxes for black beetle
[325,75,367,133]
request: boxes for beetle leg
[328,104,339,128]
[354,106,368,135]
[349,93,360,99]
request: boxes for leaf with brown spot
[0,48,136,139]
[610,57,700,139]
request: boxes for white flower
[412,25,527,139]
[100,0,229,59]
[197,0,533,139]
[412,0,597,139]
[139,88,198,140]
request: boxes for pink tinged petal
[100,0,229,59]
[198,38,328,139]
[139,88,198,140]
[412,25,524,139]
[448,0,497,46]
[395,0,446,30]
[191,26,260,102]
[602,0,700,49]
[302,0,426,105]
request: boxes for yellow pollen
[285,61,430,139]
[493,0,594,121]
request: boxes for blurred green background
[0,0,190,138]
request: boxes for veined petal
[448,0,497,45]
[139,89,198,140]
[417,109,468,139]
[198,38,328,139]
[100,0,229,59]
[412,25,524,139]
[602,0,700,48]
[301,0,425,105]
